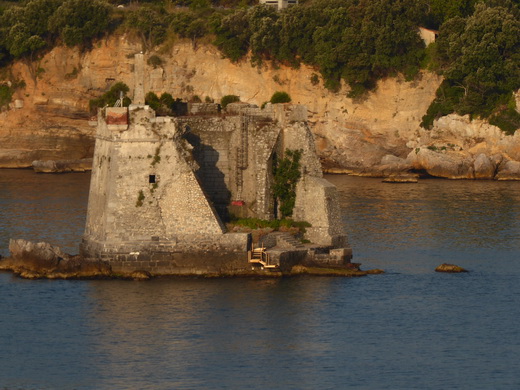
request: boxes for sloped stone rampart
[293,176,347,247]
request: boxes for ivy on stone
[272,149,302,219]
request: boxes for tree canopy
[0,0,518,131]
[422,2,520,130]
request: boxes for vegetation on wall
[136,190,145,207]
[272,149,302,219]
[228,216,310,231]
[145,91,187,116]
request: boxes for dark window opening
[149,175,156,184]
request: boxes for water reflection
[0,169,90,255]
[1,173,520,389]
[328,175,520,251]
[85,278,353,389]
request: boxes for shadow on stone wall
[184,131,231,221]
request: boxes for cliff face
[1,35,518,179]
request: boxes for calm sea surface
[1,169,519,389]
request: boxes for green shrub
[0,83,13,109]
[270,91,291,104]
[220,94,240,108]
[49,0,111,48]
[89,81,130,113]
[145,91,161,111]
[136,190,145,207]
[489,108,520,135]
[420,81,463,129]
[229,217,311,231]
[147,55,163,68]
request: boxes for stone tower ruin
[80,55,352,275]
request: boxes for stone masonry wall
[83,105,225,250]
[81,232,250,274]
[293,176,348,247]
[181,114,282,220]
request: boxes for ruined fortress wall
[180,117,238,218]
[82,106,227,259]
[83,121,113,242]
[182,114,283,220]
[250,122,281,220]
[179,107,333,223]
[293,176,348,247]
[81,232,250,274]
[282,122,323,177]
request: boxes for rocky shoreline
[1,37,517,180]
[32,158,92,173]
[0,239,380,280]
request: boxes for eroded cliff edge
[1,35,519,179]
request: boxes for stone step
[271,232,305,249]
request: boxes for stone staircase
[259,232,305,250]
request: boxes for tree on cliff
[422,2,520,130]
[125,6,170,52]
[48,0,111,49]
[212,8,251,62]
[212,0,427,95]
[0,0,62,84]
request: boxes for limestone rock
[2,35,518,176]
[8,239,66,267]
[32,158,92,173]
[473,153,496,179]
[407,148,474,179]
[376,154,414,177]
[1,239,112,279]
[382,173,418,183]
[129,270,152,281]
[496,160,520,181]
[435,263,468,273]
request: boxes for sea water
[0,170,519,389]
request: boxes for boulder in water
[1,239,112,279]
[435,263,468,273]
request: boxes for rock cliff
[1,35,518,179]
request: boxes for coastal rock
[1,36,517,176]
[0,35,441,171]
[8,239,66,267]
[1,239,111,279]
[473,153,496,179]
[407,148,474,179]
[496,160,520,181]
[290,264,369,277]
[129,270,152,281]
[375,154,414,176]
[365,269,385,274]
[382,173,418,183]
[32,158,92,173]
[435,263,468,273]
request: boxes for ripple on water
[1,172,520,389]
